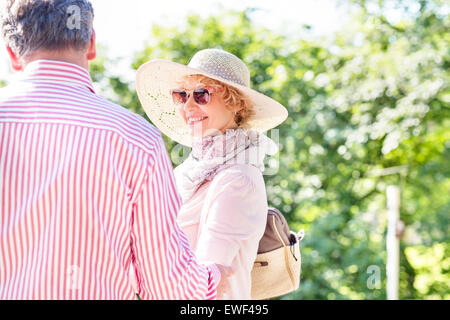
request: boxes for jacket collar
[22,59,95,93]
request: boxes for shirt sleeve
[130,135,220,300]
[195,167,269,267]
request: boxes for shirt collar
[22,59,95,93]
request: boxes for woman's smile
[187,116,208,126]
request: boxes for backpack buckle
[297,229,305,241]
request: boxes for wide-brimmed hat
[135,48,288,147]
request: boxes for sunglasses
[171,87,216,105]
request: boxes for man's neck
[22,49,89,71]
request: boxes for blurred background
[1,0,449,299]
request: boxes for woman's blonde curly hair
[179,74,255,128]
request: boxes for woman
[135,49,288,299]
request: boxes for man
[0,0,231,299]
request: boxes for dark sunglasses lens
[193,89,210,105]
[172,90,187,104]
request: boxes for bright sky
[0,0,348,77]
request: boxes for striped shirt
[0,59,220,300]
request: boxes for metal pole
[386,185,400,300]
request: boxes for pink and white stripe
[0,60,220,300]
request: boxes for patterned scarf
[174,128,278,203]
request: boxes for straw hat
[135,48,288,147]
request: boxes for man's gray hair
[0,0,94,59]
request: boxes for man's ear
[86,29,96,61]
[6,46,23,71]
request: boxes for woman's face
[177,80,238,137]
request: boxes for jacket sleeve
[195,166,268,266]
[129,134,221,300]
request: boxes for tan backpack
[251,207,305,300]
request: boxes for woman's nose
[183,95,197,111]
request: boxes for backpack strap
[270,214,296,286]
[272,214,288,247]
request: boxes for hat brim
[135,59,288,147]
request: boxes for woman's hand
[215,264,235,298]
